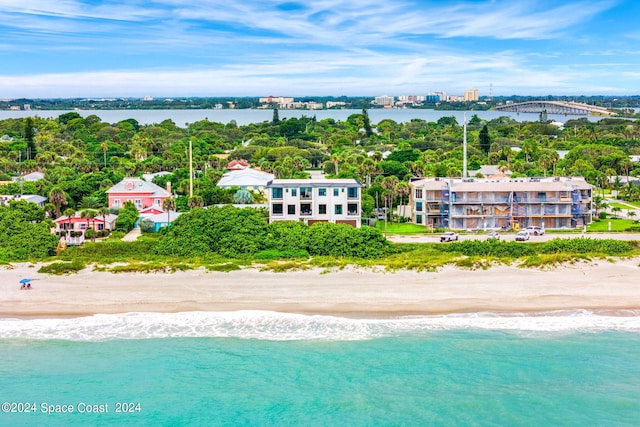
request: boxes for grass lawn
[607,201,640,210]
[588,217,639,232]
[375,221,430,235]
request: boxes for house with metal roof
[217,168,275,192]
[266,178,363,227]
[0,194,47,207]
[105,177,171,210]
[409,177,593,230]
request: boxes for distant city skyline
[1,0,639,98]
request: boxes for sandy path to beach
[1,260,639,317]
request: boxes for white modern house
[266,179,363,227]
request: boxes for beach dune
[2,260,640,317]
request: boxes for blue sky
[1,0,639,98]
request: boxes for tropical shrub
[0,205,59,261]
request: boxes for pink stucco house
[106,177,172,210]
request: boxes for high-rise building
[464,88,479,102]
[374,95,394,106]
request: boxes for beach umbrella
[19,278,32,284]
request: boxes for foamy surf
[1,310,639,341]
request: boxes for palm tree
[381,176,399,221]
[63,207,75,235]
[396,181,410,221]
[100,142,108,168]
[162,197,176,226]
[187,196,204,209]
[233,190,253,204]
[49,187,68,217]
[98,207,110,234]
[628,211,637,222]
[611,206,622,218]
[81,209,98,241]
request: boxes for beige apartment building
[409,177,593,230]
[464,88,479,101]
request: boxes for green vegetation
[38,259,86,275]
[153,205,394,259]
[588,218,639,232]
[0,204,58,262]
[375,222,428,235]
[2,106,640,274]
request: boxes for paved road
[386,232,640,244]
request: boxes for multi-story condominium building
[409,177,593,230]
[374,95,394,107]
[259,96,294,104]
[266,179,363,227]
[464,88,479,101]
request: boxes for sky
[1,0,639,98]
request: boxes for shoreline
[2,259,640,319]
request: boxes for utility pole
[189,139,193,198]
[463,112,467,178]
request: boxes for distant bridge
[495,100,612,116]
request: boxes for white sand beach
[1,260,640,318]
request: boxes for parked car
[487,231,500,241]
[440,232,459,242]
[525,226,545,236]
[515,231,530,241]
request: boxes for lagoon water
[1,311,639,426]
[0,108,594,127]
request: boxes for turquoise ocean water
[1,311,639,426]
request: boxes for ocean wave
[1,310,640,341]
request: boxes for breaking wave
[1,310,640,341]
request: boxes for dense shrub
[154,206,393,259]
[154,206,269,257]
[0,205,59,261]
[307,222,393,258]
[263,221,310,251]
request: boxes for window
[416,201,423,212]
[347,203,358,215]
[288,205,296,215]
[292,189,297,197]
[318,188,327,196]
[154,199,160,205]
[333,188,339,196]
[416,214,423,224]
[272,203,283,215]
[300,203,312,216]
[135,199,142,209]
[538,192,547,202]
[272,188,283,199]
[319,204,327,214]
[300,187,312,200]
[347,187,358,199]
[335,204,343,215]
[114,199,121,208]
[415,189,423,199]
